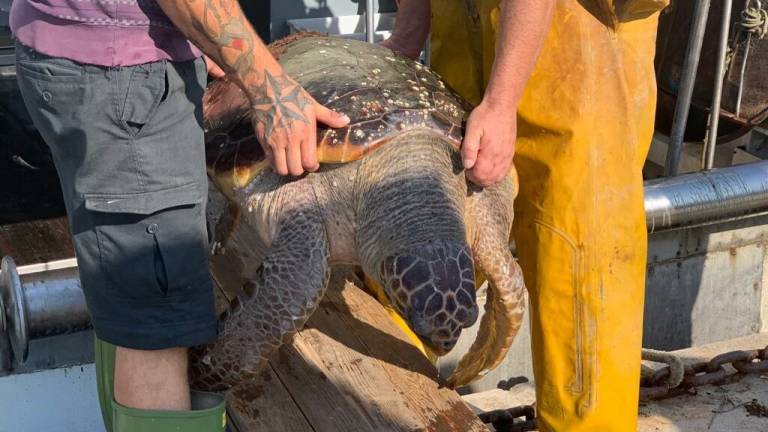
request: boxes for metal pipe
[23,268,90,338]
[665,0,712,177]
[646,160,768,231]
[1,256,28,362]
[0,257,90,363]
[704,0,733,170]
[365,0,375,43]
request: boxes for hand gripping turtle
[191,34,527,396]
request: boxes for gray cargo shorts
[15,43,217,350]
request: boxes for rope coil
[740,1,768,39]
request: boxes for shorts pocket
[84,182,202,214]
[85,182,210,301]
[16,60,85,81]
[15,44,86,82]
[114,61,168,137]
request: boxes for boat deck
[464,333,768,432]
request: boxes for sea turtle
[190,35,526,394]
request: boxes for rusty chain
[478,405,537,432]
[640,345,768,401]
[478,345,768,430]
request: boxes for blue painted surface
[0,363,105,432]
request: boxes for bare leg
[114,346,191,410]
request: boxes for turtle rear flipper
[447,176,527,388]
[190,210,331,391]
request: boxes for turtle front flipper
[447,176,527,388]
[189,210,331,391]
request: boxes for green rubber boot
[112,392,226,432]
[95,336,116,432]
[95,337,226,432]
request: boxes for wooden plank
[210,259,488,431]
[210,273,312,432]
[225,366,314,432]
[269,281,422,431]
[461,386,536,415]
[329,277,490,432]
[0,217,74,265]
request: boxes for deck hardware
[0,256,29,362]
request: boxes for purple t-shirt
[10,0,202,66]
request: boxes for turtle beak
[408,312,457,356]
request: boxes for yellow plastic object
[430,0,666,430]
[363,275,439,364]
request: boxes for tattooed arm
[156,0,350,175]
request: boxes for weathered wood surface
[0,217,74,265]
[210,263,489,432]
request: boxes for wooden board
[225,366,314,432]
[0,217,74,265]
[212,267,489,432]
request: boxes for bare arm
[481,0,553,116]
[385,0,553,186]
[155,0,349,176]
[461,0,554,186]
[381,0,430,59]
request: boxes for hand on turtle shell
[462,100,518,187]
[249,70,350,176]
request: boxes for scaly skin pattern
[354,131,480,355]
[190,176,331,391]
[449,173,527,387]
[191,130,526,395]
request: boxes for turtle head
[381,240,479,355]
